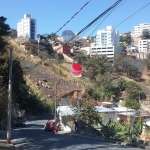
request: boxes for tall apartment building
[132,23,150,38]
[90,26,121,60]
[17,14,37,40]
[139,39,150,53]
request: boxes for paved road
[5,114,143,150]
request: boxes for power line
[88,0,128,36]
[54,0,92,35]
[10,0,122,83]
[114,2,150,28]
[76,0,122,36]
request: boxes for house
[53,43,71,56]
[96,101,113,108]
[95,106,117,123]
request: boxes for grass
[25,76,45,98]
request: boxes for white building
[80,47,91,55]
[132,23,150,38]
[139,39,150,53]
[90,26,121,61]
[17,14,37,40]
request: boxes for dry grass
[25,76,45,97]
[8,39,42,64]
[7,38,91,96]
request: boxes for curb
[71,134,121,143]
[71,134,150,149]
[0,140,17,149]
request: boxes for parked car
[44,121,58,132]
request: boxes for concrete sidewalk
[0,140,19,150]
[0,131,19,150]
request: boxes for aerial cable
[54,0,92,35]
[67,0,122,43]
[11,0,121,80]
[75,0,122,37]
[114,2,150,28]
[88,0,128,36]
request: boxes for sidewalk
[57,124,72,134]
[0,131,19,150]
[0,140,19,150]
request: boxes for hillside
[8,39,92,106]
[8,39,150,110]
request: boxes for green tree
[48,33,58,41]
[0,16,10,52]
[71,98,100,125]
[124,99,140,109]
[125,81,146,100]
[141,29,150,39]
[98,83,116,101]
[120,42,126,50]
[120,33,132,45]
[9,29,17,39]
[145,59,150,74]
[30,43,38,55]
[85,56,108,81]
[117,77,126,91]
[73,52,87,64]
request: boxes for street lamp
[7,48,13,144]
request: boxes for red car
[44,121,58,133]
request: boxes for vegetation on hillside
[0,16,51,123]
[141,29,150,39]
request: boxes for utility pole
[77,91,80,134]
[131,115,135,140]
[7,48,13,144]
[54,82,57,120]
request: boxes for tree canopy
[0,16,10,52]
[120,33,132,45]
[141,29,150,39]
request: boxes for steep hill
[8,39,89,105]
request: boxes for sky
[0,0,150,37]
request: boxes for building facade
[139,39,150,53]
[17,14,37,40]
[132,23,150,38]
[53,43,71,56]
[90,26,121,60]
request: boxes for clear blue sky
[0,0,150,37]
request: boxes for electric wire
[13,0,122,77]
[88,0,128,36]
[6,0,123,90]
[75,0,122,37]
[54,0,92,35]
[114,2,150,28]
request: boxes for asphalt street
[2,114,144,150]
